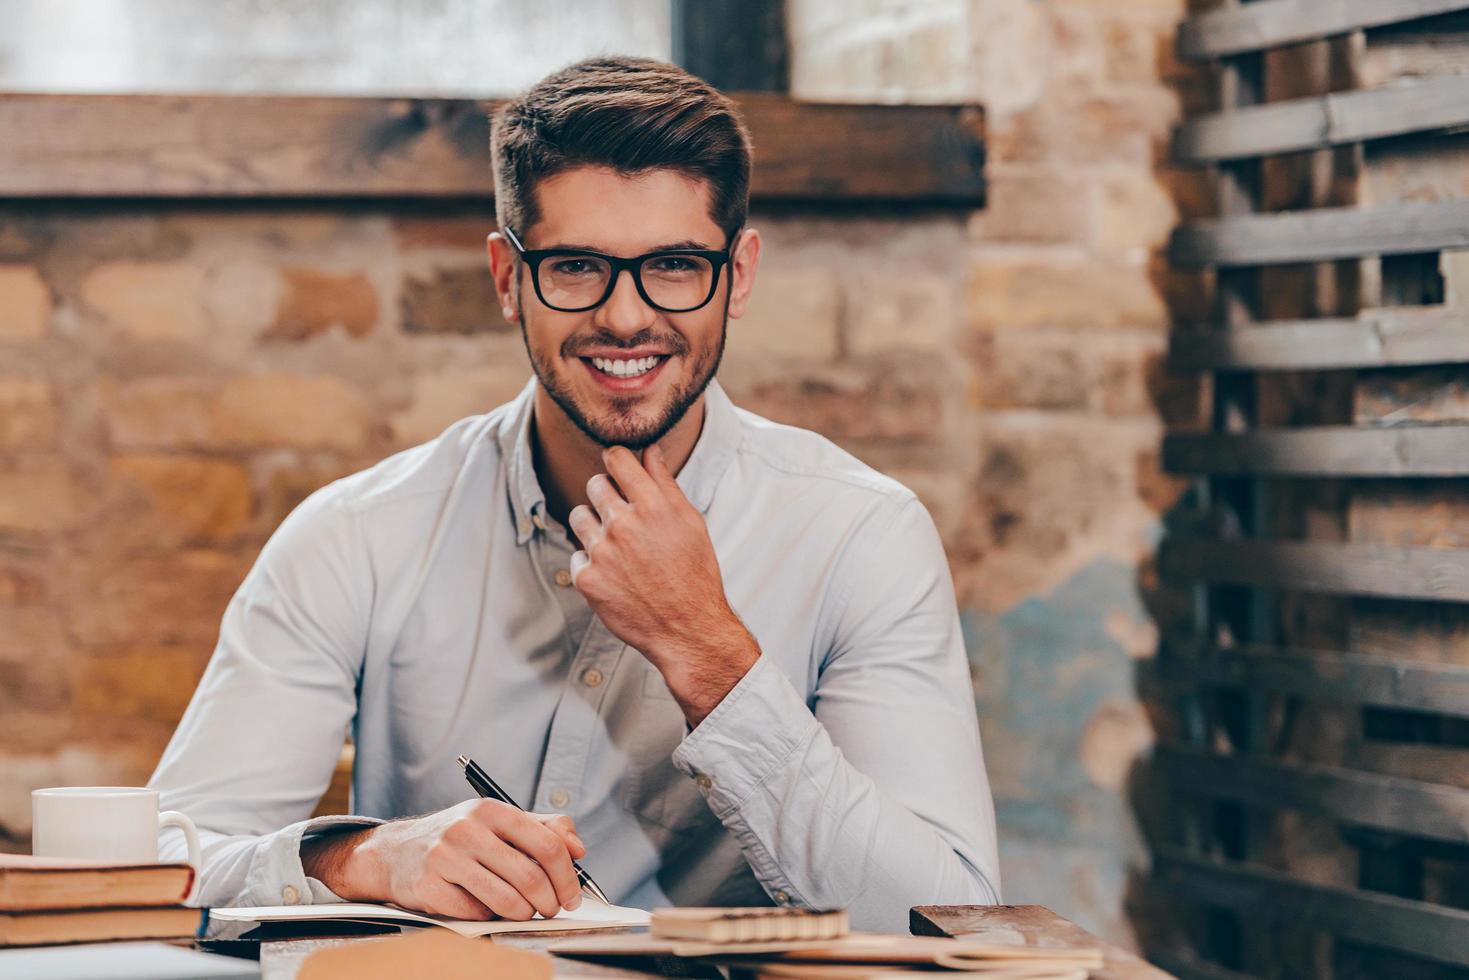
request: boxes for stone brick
[0,461,89,534]
[730,268,841,362]
[257,456,359,531]
[70,550,252,646]
[80,260,208,342]
[0,607,65,663]
[389,363,532,447]
[394,216,494,251]
[962,0,1049,117]
[0,562,46,605]
[212,375,373,452]
[968,169,1093,245]
[968,257,1168,331]
[991,91,1179,168]
[265,267,378,341]
[402,267,512,335]
[110,455,253,545]
[847,275,955,356]
[1101,13,1173,86]
[1097,174,1178,255]
[0,264,52,341]
[0,377,59,451]
[102,378,218,451]
[72,645,207,723]
[972,331,1092,411]
[1079,702,1153,791]
[735,373,942,442]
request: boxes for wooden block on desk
[909,906,1175,980]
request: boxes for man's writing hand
[301,800,586,921]
[568,444,760,726]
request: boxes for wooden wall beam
[1177,0,1469,61]
[1154,745,1469,844]
[1171,200,1469,268]
[1159,538,1469,602]
[1175,75,1469,164]
[1163,424,1469,477]
[1154,848,1469,966]
[1169,308,1469,372]
[1155,644,1469,717]
[0,93,985,204]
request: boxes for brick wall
[0,0,1203,949]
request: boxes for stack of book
[0,854,202,947]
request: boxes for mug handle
[159,810,202,904]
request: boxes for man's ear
[486,231,520,323]
[725,227,762,321]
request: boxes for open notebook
[210,899,650,937]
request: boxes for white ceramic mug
[32,787,202,902]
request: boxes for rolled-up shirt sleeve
[672,495,1001,932]
[148,485,382,908]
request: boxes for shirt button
[582,668,604,688]
[554,569,573,587]
[549,789,571,808]
[772,890,790,905]
[282,884,300,905]
[695,773,713,790]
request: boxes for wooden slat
[0,93,985,204]
[1154,745,1469,843]
[1158,538,1469,602]
[1169,307,1469,372]
[1177,0,1469,61]
[1163,424,1469,477]
[1154,848,1469,966]
[1170,200,1469,268]
[1175,75,1469,164]
[1155,644,1469,717]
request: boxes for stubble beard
[520,285,729,450]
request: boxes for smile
[589,355,664,378]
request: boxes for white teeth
[590,356,662,378]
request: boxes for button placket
[530,623,628,816]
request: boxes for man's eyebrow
[541,238,716,253]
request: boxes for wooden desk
[237,907,1174,979]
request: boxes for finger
[541,814,587,860]
[642,443,680,491]
[420,880,494,921]
[490,810,584,913]
[585,473,630,524]
[443,858,538,921]
[476,834,564,919]
[602,445,662,507]
[569,549,590,588]
[567,505,602,550]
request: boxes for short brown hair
[491,56,753,245]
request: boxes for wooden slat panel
[1155,644,1469,717]
[1175,76,1469,164]
[1177,0,1469,61]
[0,93,986,204]
[1158,538,1469,602]
[1169,307,1469,371]
[1154,848,1469,966]
[1170,200,1469,268]
[1154,745,1469,843]
[1162,424,1469,476]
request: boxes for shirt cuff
[244,815,383,907]
[671,655,821,814]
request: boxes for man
[150,56,999,932]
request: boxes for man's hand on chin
[568,444,761,728]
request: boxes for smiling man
[149,56,999,932]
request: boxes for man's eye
[551,259,597,276]
[649,257,695,272]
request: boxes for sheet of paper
[211,899,650,937]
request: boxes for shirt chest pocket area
[618,670,719,833]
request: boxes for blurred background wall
[0,0,1203,948]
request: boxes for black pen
[456,754,611,905]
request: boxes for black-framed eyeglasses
[503,226,733,314]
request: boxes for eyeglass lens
[539,253,715,312]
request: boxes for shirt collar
[498,377,741,546]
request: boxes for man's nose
[593,266,657,337]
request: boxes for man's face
[489,166,759,449]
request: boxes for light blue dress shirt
[149,378,1000,931]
